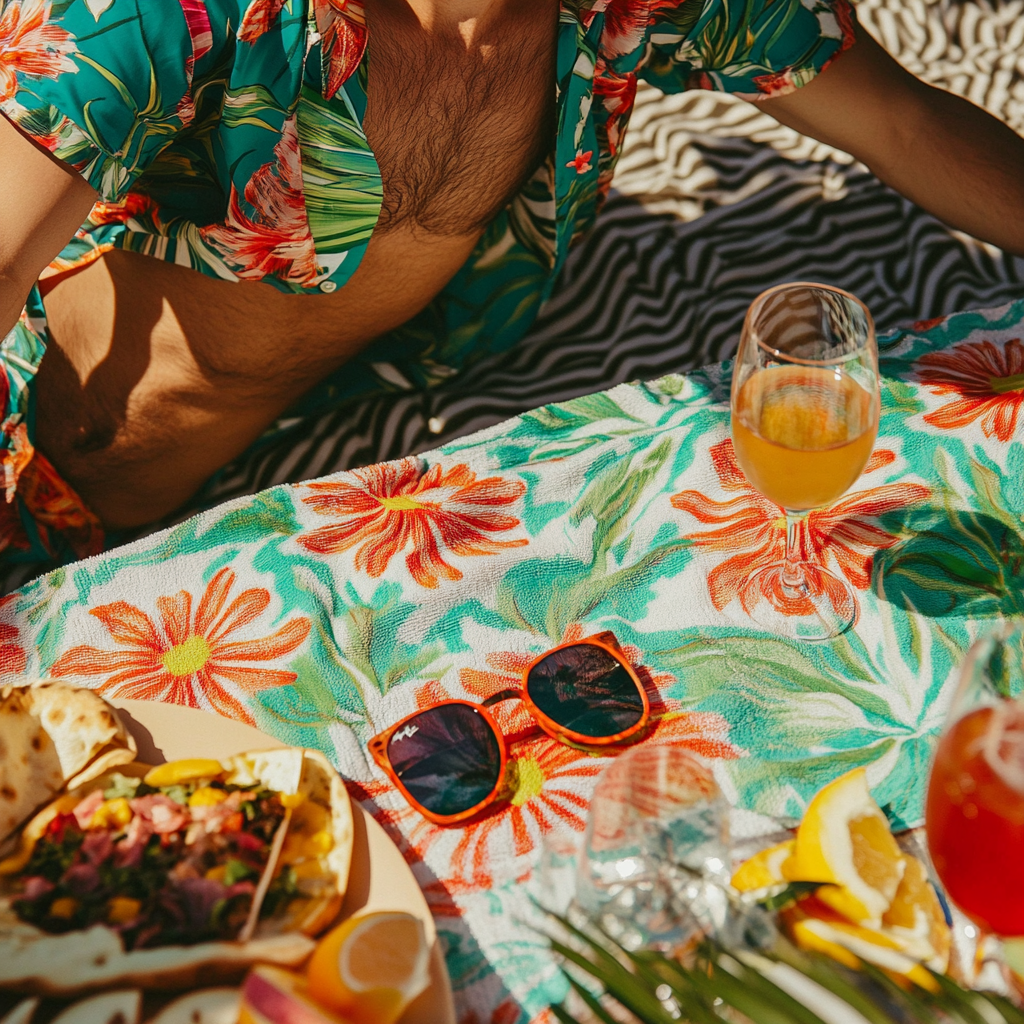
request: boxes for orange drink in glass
[732,364,878,511]
[730,283,879,640]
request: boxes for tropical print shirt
[0,0,854,561]
[2,0,855,395]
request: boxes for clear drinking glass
[926,624,1024,939]
[730,282,879,640]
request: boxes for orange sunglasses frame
[368,632,650,825]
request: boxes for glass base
[740,562,856,641]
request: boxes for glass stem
[781,509,809,594]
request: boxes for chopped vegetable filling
[11,773,296,948]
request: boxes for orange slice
[731,839,795,892]
[783,894,938,991]
[783,768,905,925]
[881,855,951,972]
[306,911,430,1024]
[788,915,937,991]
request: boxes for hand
[759,23,1024,257]
[0,113,97,339]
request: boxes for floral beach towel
[2,302,1023,1021]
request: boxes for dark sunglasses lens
[526,644,644,738]
[386,704,502,818]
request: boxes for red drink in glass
[926,703,1024,937]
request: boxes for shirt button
[319,279,338,293]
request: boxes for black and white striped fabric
[5,0,1024,590]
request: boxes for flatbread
[0,748,353,996]
[0,684,136,848]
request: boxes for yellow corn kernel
[144,759,224,788]
[303,830,334,857]
[292,860,326,880]
[189,786,229,808]
[205,864,227,883]
[279,792,306,809]
[280,833,305,864]
[88,798,133,830]
[49,897,78,919]
[293,801,328,833]
[107,897,141,923]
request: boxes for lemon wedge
[731,839,795,892]
[782,768,904,926]
[306,911,430,1024]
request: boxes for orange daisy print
[298,458,528,588]
[916,338,1024,442]
[671,440,930,616]
[49,567,310,724]
[0,0,77,102]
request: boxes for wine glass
[730,282,879,640]
[926,625,1024,940]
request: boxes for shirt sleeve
[639,0,857,101]
[0,0,206,200]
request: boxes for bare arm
[0,113,97,338]
[760,24,1024,256]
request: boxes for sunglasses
[368,632,650,825]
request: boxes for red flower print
[566,150,593,174]
[49,567,310,724]
[752,68,800,98]
[15,446,103,558]
[87,191,157,229]
[0,0,77,103]
[298,458,528,589]
[0,596,27,676]
[913,316,946,334]
[178,0,212,63]
[200,116,320,286]
[314,0,367,100]
[916,338,1024,442]
[237,0,287,42]
[0,499,31,556]
[593,60,636,165]
[600,0,651,58]
[671,440,930,616]
[2,420,35,502]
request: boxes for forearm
[0,113,98,339]
[839,84,1024,257]
[762,26,1024,257]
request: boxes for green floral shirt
[1,0,854,414]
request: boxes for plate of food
[0,683,455,1024]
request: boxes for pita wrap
[0,684,136,848]
[49,990,141,1024]
[147,988,239,1024]
[0,748,353,996]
